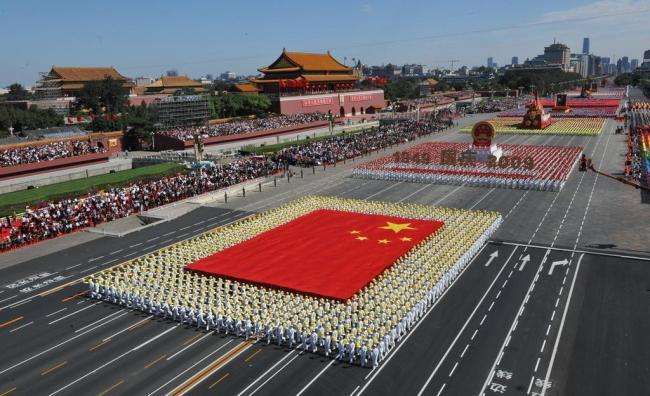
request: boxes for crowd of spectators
[0,140,106,168]
[0,159,277,251]
[624,110,650,186]
[463,96,531,114]
[273,116,453,167]
[157,112,329,141]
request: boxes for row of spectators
[0,140,106,168]
[463,96,532,114]
[273,116,454,167]
[157,112,329,142]
[0,116,454,251]
[0,159,277,251]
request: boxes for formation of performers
[86,196,502,366]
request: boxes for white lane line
[527,375,535,394]
[541,254,584,396]
[397,183,432,203]
[495,241,650,262]
[88,256,104,262]
[469,188,494,210]
[237,350,298,396]
[295,360,335,396]
[540,339,547,353]
[166,331,214,361]
[495,290,501,300]
[505,335,511,347]
[123,251,139,258]
[546,324,551,336]
[0,295,18,303]
[74,310,127,333]
[534,357,541,372]
[364,182,403,200]
[480,314,487,326]
[550,310,556,321]
[162,231,176,236]
[448,361,459,377]
[148,340,235,396]
[48,302,100,325]
[179,225,192,231]
[104,258,119,265]
[349,385,360,396]
[0,308,129,375]
[478,249,548,395]
[436,383,446,396]
[248,353,301,396]
[64,263,83,270]
[129,242,143,248]
[110,249,124,255]
[432,184,465,206]
[0,290,5,295]
[79,266,98,274]
[102,315,153,341]
[460,344,469,358]
[147,236,160,242]
[471,329,478,341]
[48,326,177,396]
[45,308,68,317]
[9,321,34,333]
[411,247,519,396]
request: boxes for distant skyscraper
[631,59,639,70]
[511,56,519,66]
[582,38,590,55]
[487,57,494,68]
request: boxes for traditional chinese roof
[232,83,261,93]
[50,67,129,82]
[148,76,203,89]
[259,50,352,73]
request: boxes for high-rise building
[487,57,494,68]
[544,42,571,71]
[601,56,610,71]
[631,59,639,70]
[640,50,650,71]
[511,56,519,66]
[582,38,590,55]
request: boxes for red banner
[186,209,444,300]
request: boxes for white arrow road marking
[484,251,499,267]
[547,259,569,275]
[518,254,531,271]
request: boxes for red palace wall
[278,90,385,116]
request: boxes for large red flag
[186,209,444,301]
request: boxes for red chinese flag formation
[186,209,444,301]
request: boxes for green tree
[76,77,129,115]
[0,106,63,134]
[384,78,421,101]
[5,83,32,101]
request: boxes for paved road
[0,114,648,396]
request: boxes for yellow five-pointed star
[350,230,361,234]
[400,237,412,242]
[380,222,416,234]
[378,239,391,244]
[356,236,368,241]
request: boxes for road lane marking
[146,340,235,396]
[74,310,127,333]
[61,291,87,302]
[9,321,33,333]
[41,361,67,376]
[436,383,446,396]
[49,326,177,395]
[0,387,16,396]
[448,361,459,377]
[408,247,519,396]
[88,256,104,262]
[48,302,99,325]
[144,354,167,369]
[295,360,335,396]
[0,295,18,304]
[168,340,252,395]
[97,379,124,396]
[0,316,23,329]
[244,348,262,363]
[460,344,469,358]
[237,349,297,396]
[541,254,584,396]
[89,339,110,352]
[64,263,83,270]
[0,308,128,375]
[208,373,230,389]
[102,315,154,341]
[110,249,124,255]
[45,308,68,317]
[167,331,214,361]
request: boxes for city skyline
[1,0,650,86]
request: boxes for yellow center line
[41,361,67,376]
[170,341,252,395]
[89,339,110,352]
[244,348,262,363]
[144,354,167,369]
[207,373,230,389]
[61,291,88,303]
[97,379,124,396]
[182,333,202,346]
[0,387,16,396]
[39,279,82,297]
[127,318,150,331]
[0,316,24,329]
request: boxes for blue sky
[1,0,649,86]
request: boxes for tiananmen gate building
[237,49,384,116]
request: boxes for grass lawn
[0,162,185,217]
